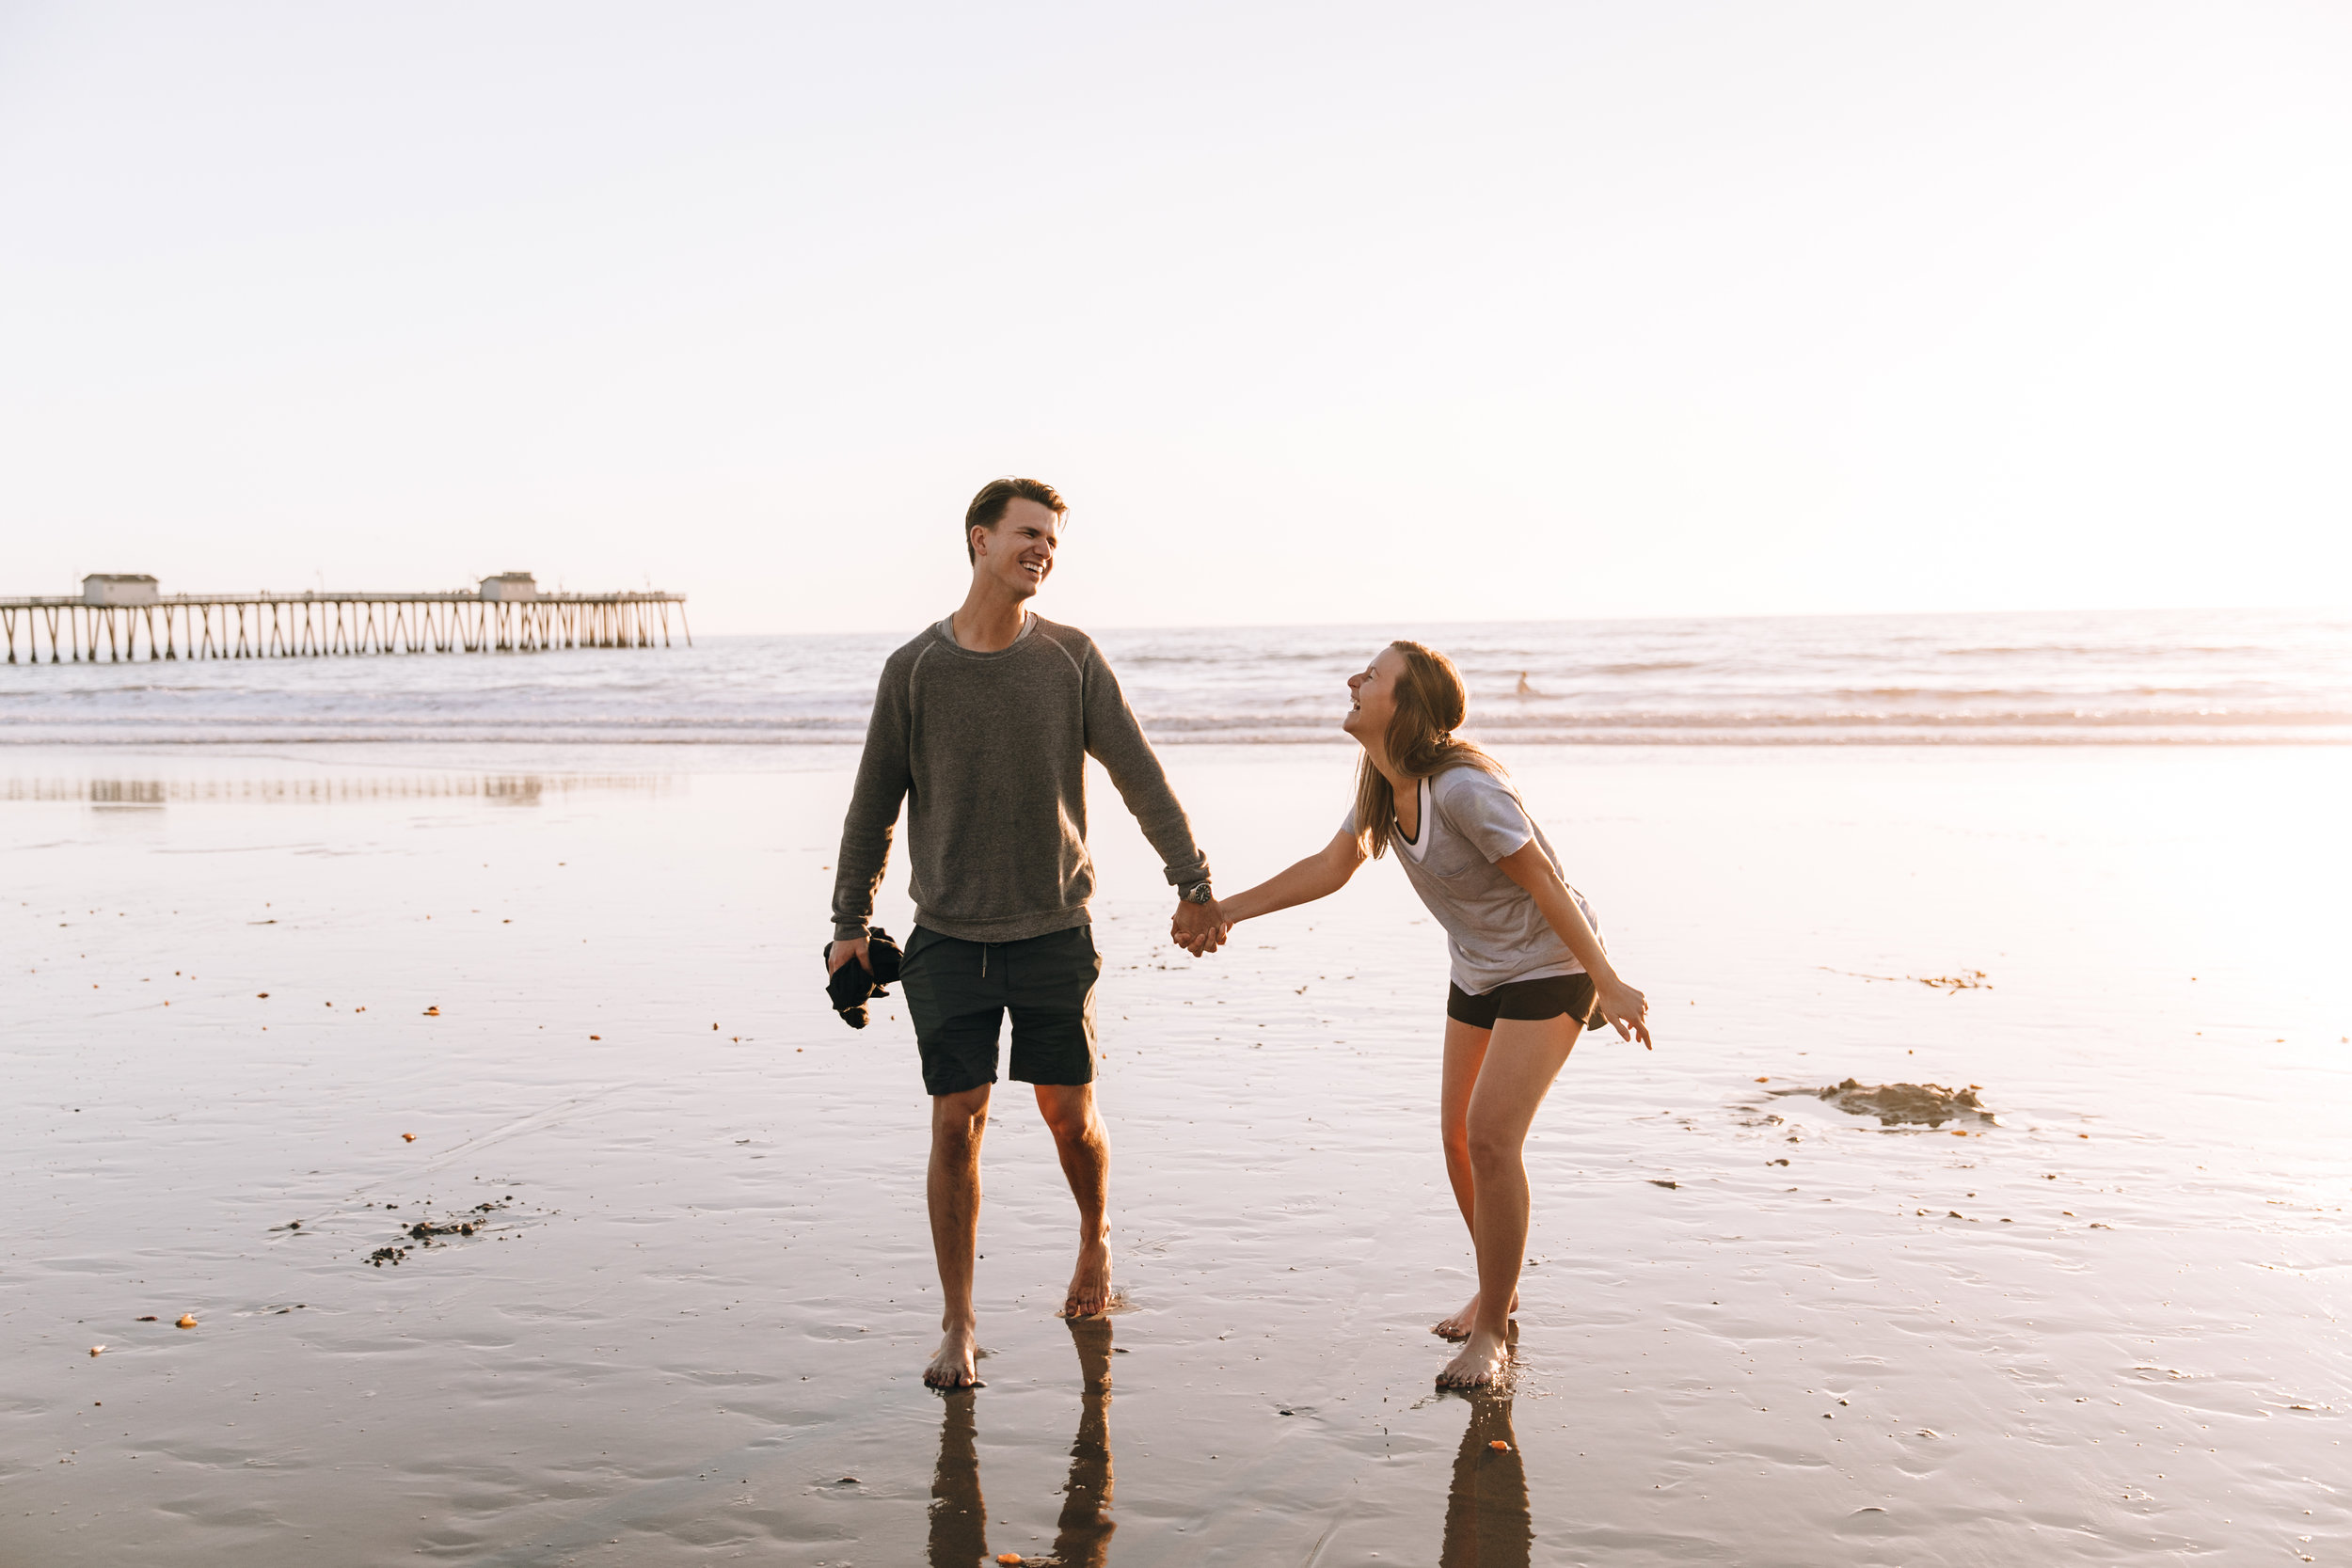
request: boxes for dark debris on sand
[1820,966,1992,991]
[365,1198,514,1266]
[1774,1078,1996,1128]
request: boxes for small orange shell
[175,1315,197,1329]
[423,1006,440,1017]
[997,1557,1024,1565]
[88,1345,104,1356]
[402,1133,417,1143]
[1488,1439,1510,1450]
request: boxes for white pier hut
[83,574,160,607]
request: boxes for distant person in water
[826,477,1231,1390]
[1216,641,1651,1387]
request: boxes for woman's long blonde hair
[1353,640,1505,859]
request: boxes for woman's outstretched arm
[1217,827,1368,925]
[1494,842,1654,1048]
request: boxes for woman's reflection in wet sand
[1440,1389,1533,1568]
[928,1316,1116,1568]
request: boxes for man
[825,476,1228,1389]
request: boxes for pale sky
[3,2,2346,634]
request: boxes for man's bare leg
[1036,1083,1113,1317]
[1433,1017,1517,1339]
[926,1085,992,1388]
[1438,1015,1579,1388]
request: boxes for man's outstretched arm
[828,665,914,974]
[1079,645,1225,953]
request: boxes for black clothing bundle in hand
[823,927,904,1029]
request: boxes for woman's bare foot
[1059,1236,1114,1318]
[924,1321,982,1388]
[1436,1327,1512,1388]
[1432,1290,1518,1341]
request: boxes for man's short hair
[965,477,1067,562]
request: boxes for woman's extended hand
[1211,828,1368,937]
[1595,977,1653,1049]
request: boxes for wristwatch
[1180,879,1215,905]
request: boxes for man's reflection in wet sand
[927,1388,988,1565]
[928,1316,1116,1567]
[1440,1390,1533,1568]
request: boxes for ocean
[3,606,2346,746]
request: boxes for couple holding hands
[822,478,1652,1392]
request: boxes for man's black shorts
[1445,972,1600,1030]
[899,924,1101,1097]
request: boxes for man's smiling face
[971,496,1060,600]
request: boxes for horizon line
[677,602,2352,639]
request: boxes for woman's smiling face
[1343,646,1406,745]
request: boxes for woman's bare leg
[1434,1017,1518,1338]
[1437,1013,1580,1387]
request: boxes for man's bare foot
[924,1322,983,1388]
[1436,1327,1512,1388]
[1059,1236,1114,1318]
[1432,1290,1518,1341]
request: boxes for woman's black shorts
[1446,972,1600,1030]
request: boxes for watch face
[1187,884,1213,903]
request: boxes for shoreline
[2,731,2349,767]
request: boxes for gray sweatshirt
[830,614,1209,944]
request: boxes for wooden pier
[0,575,688,663]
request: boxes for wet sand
[5,742,2347,1564]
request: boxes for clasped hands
[1170,895,1231,958]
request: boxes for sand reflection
[1442,1389,1534,1568]
[930,1316,1116,1568]
[2,773,669,804]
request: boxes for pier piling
[1,578,688,664]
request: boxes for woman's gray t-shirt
[1344,765,1599,996]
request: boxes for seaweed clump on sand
[1787,1078,1995,1128]
[406,1216,483,1241]
[365,1198,513,1267]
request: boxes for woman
[1217,641,1652,1387]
